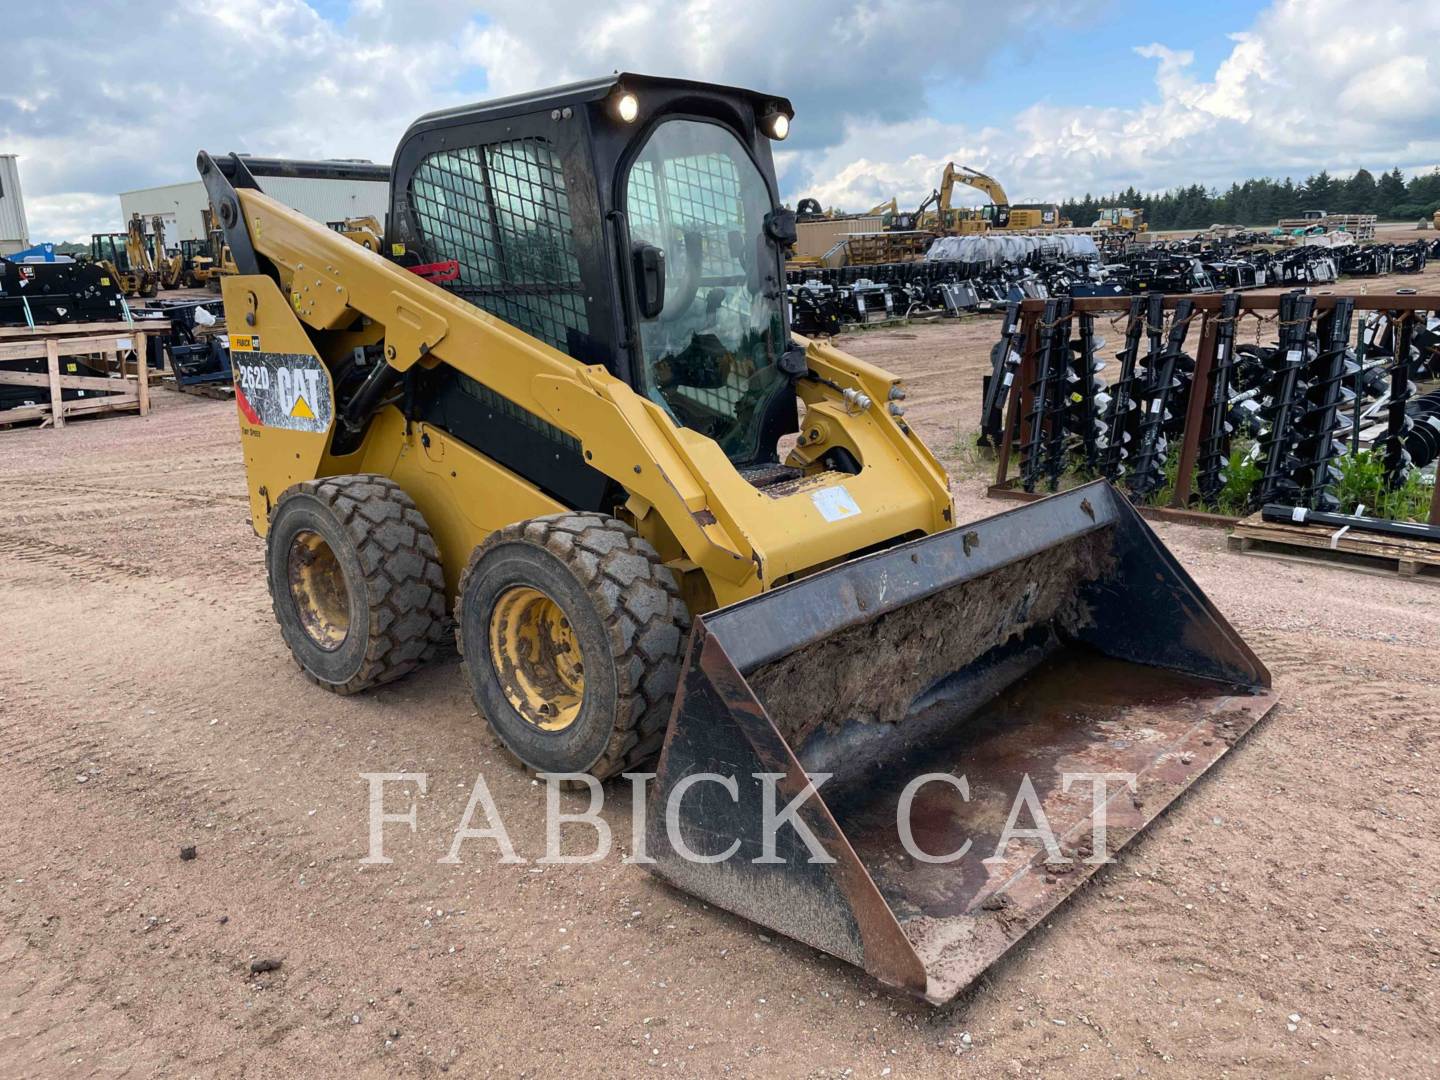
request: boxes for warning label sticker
[232,353,333,434]
[811,485,861,523]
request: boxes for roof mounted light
[761,105,790,141]
[612,89,640,124]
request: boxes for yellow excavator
[199,73,1274,1003]
[918,164,1066,233]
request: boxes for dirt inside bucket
[746,530,1115,747]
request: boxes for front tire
[266,475,449,695]
[456,513,690,779]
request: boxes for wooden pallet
[1228,513,1440,582]
[0,322,167,429]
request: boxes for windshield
[624,119,787,464]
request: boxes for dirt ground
[3,267,1438,1078]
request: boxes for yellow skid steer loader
[199,73,1275,1003]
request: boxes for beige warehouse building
[0,155,29,256]
[119,158,390,243]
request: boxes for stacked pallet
[0,321,167,429]
[1228,512,1440,581]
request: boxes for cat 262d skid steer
[199,73,1275,1003]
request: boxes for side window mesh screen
[625,151,751,420]
[408,138,587,354]
[627,152,744,281]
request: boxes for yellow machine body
[221,190,952,612]
[202,76,1274,1005]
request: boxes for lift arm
[197,152,952,605]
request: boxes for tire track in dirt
[0,477,250,508]
[0,532,156,586]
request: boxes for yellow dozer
[200,73,1275,1003]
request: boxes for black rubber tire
[266,474,449,695]
[456,513,690,779]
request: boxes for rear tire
[267,474,449,695]
[456,513,690,779]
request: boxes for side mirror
[778,344,807,377]
[632,242,666,320]
[764,207,798,250]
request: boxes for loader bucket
[645,481,1276,1004]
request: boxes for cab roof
[405,72,793,135]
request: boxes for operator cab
[389,74,798,470]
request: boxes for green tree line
[1061,167,1440,231]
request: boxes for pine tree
[1376,168,1407,217]
[1341,168,1376,213]
[1404,168,1440,215]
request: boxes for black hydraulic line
[1128,297,1194,500]
[1197,291,1241,503]
[1020,297,1061,493]
[1102,294,1148,481]
[339,360,401,434]
[1262,504,1440,542]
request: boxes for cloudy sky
[5,0,1440,241]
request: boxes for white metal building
[119,158,390,243]
[0,155,29,256]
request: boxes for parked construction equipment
[1092,207,1147,233]
[151,215,184,290]
[89,213,158,297]
[919,164,1066,234]
[178,237,215,287]
[1,255,127,327]
[199,73,1275,1002]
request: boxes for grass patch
[1334,450,1434,522]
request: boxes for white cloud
[3,0,1091,239]
[3,0,486,240]
[801,0,1440,212]
[4,0,1439,240]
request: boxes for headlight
[762,107,790,140]
[612,90,640,123]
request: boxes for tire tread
[269,474,449,695]
[456,513,689,778]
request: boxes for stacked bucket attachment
[646,483,1277,1004]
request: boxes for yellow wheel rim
[287,530,350,651]
[488,586,585,732]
